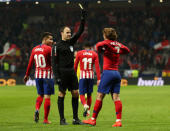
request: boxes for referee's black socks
[58,96,65,120]
[72,97,79,120]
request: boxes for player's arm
[74,52,80,73]
[96,41,110,53]
[24,51,34,83]
[119,44,130,54]
[70,10,86,44]
[94,53,101,86]
[97,41,130,54]
[52,44,60,82]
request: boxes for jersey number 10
[34,54,46,68]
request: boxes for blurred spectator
[0,2,170,77]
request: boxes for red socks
[114,100,122,120]
[90,99,122,121]
[87,95,92,110]
[35,96,51,121]
[80,95,86,105]
[44,98,51,120]
[35,96,43,110]
[92,99,102,119]
[80,94,92,110]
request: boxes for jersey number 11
[82,57,92,70]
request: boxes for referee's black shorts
[58,68,78,93]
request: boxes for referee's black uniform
[52,10,86,125]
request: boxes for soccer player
[24,32,54,124]
[52,9,87,125]
[74,43,101,117]
[83,28,130,127]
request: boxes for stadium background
[0,0,170,86]
[0,0,170,131]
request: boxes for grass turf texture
[0,85,170,131]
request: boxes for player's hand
[81,10,87,20]
[96,42,106,53]
[97,80,100,87]
[23,75,29,83]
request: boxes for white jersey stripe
[90,71,92,79]
[35,70,38,78]
[79,70,94,79]
[43,70,46,78]
[51,70,53,79]
[86,72,89,79]
[35,69,54,79]
[39,70,42,78]
[47,71,50,79]
[83,71,85,78]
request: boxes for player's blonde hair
[102,28,117,41]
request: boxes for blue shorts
[79,79,94,95]
[35,78,54,95]
[98,70,121,94]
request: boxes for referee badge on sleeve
[54,46,57,56]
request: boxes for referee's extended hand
[81,10,87,20]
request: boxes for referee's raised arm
[70,9,87,44]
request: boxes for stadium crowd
[0,3,170,77]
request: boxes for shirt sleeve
[74,52,80,73]
[70,19,85,44]
[94,53,101,80]
[25,50,34,77]
[96,41,130,55]
[107,43,130,54]
[119,44,130,54]
[96,41,106,53]
[96,41,115,53]
[51,44,60,80]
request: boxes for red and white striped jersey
[74,50,101,80]
[96,40,130,70]
[25,44,53,79]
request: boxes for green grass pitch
[0,85,170,131]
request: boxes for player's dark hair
[41,32,52,40]
[60,26,70,33]
[83,43,91,48]
[103,28,117,40]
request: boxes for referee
[52,9,86,125]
